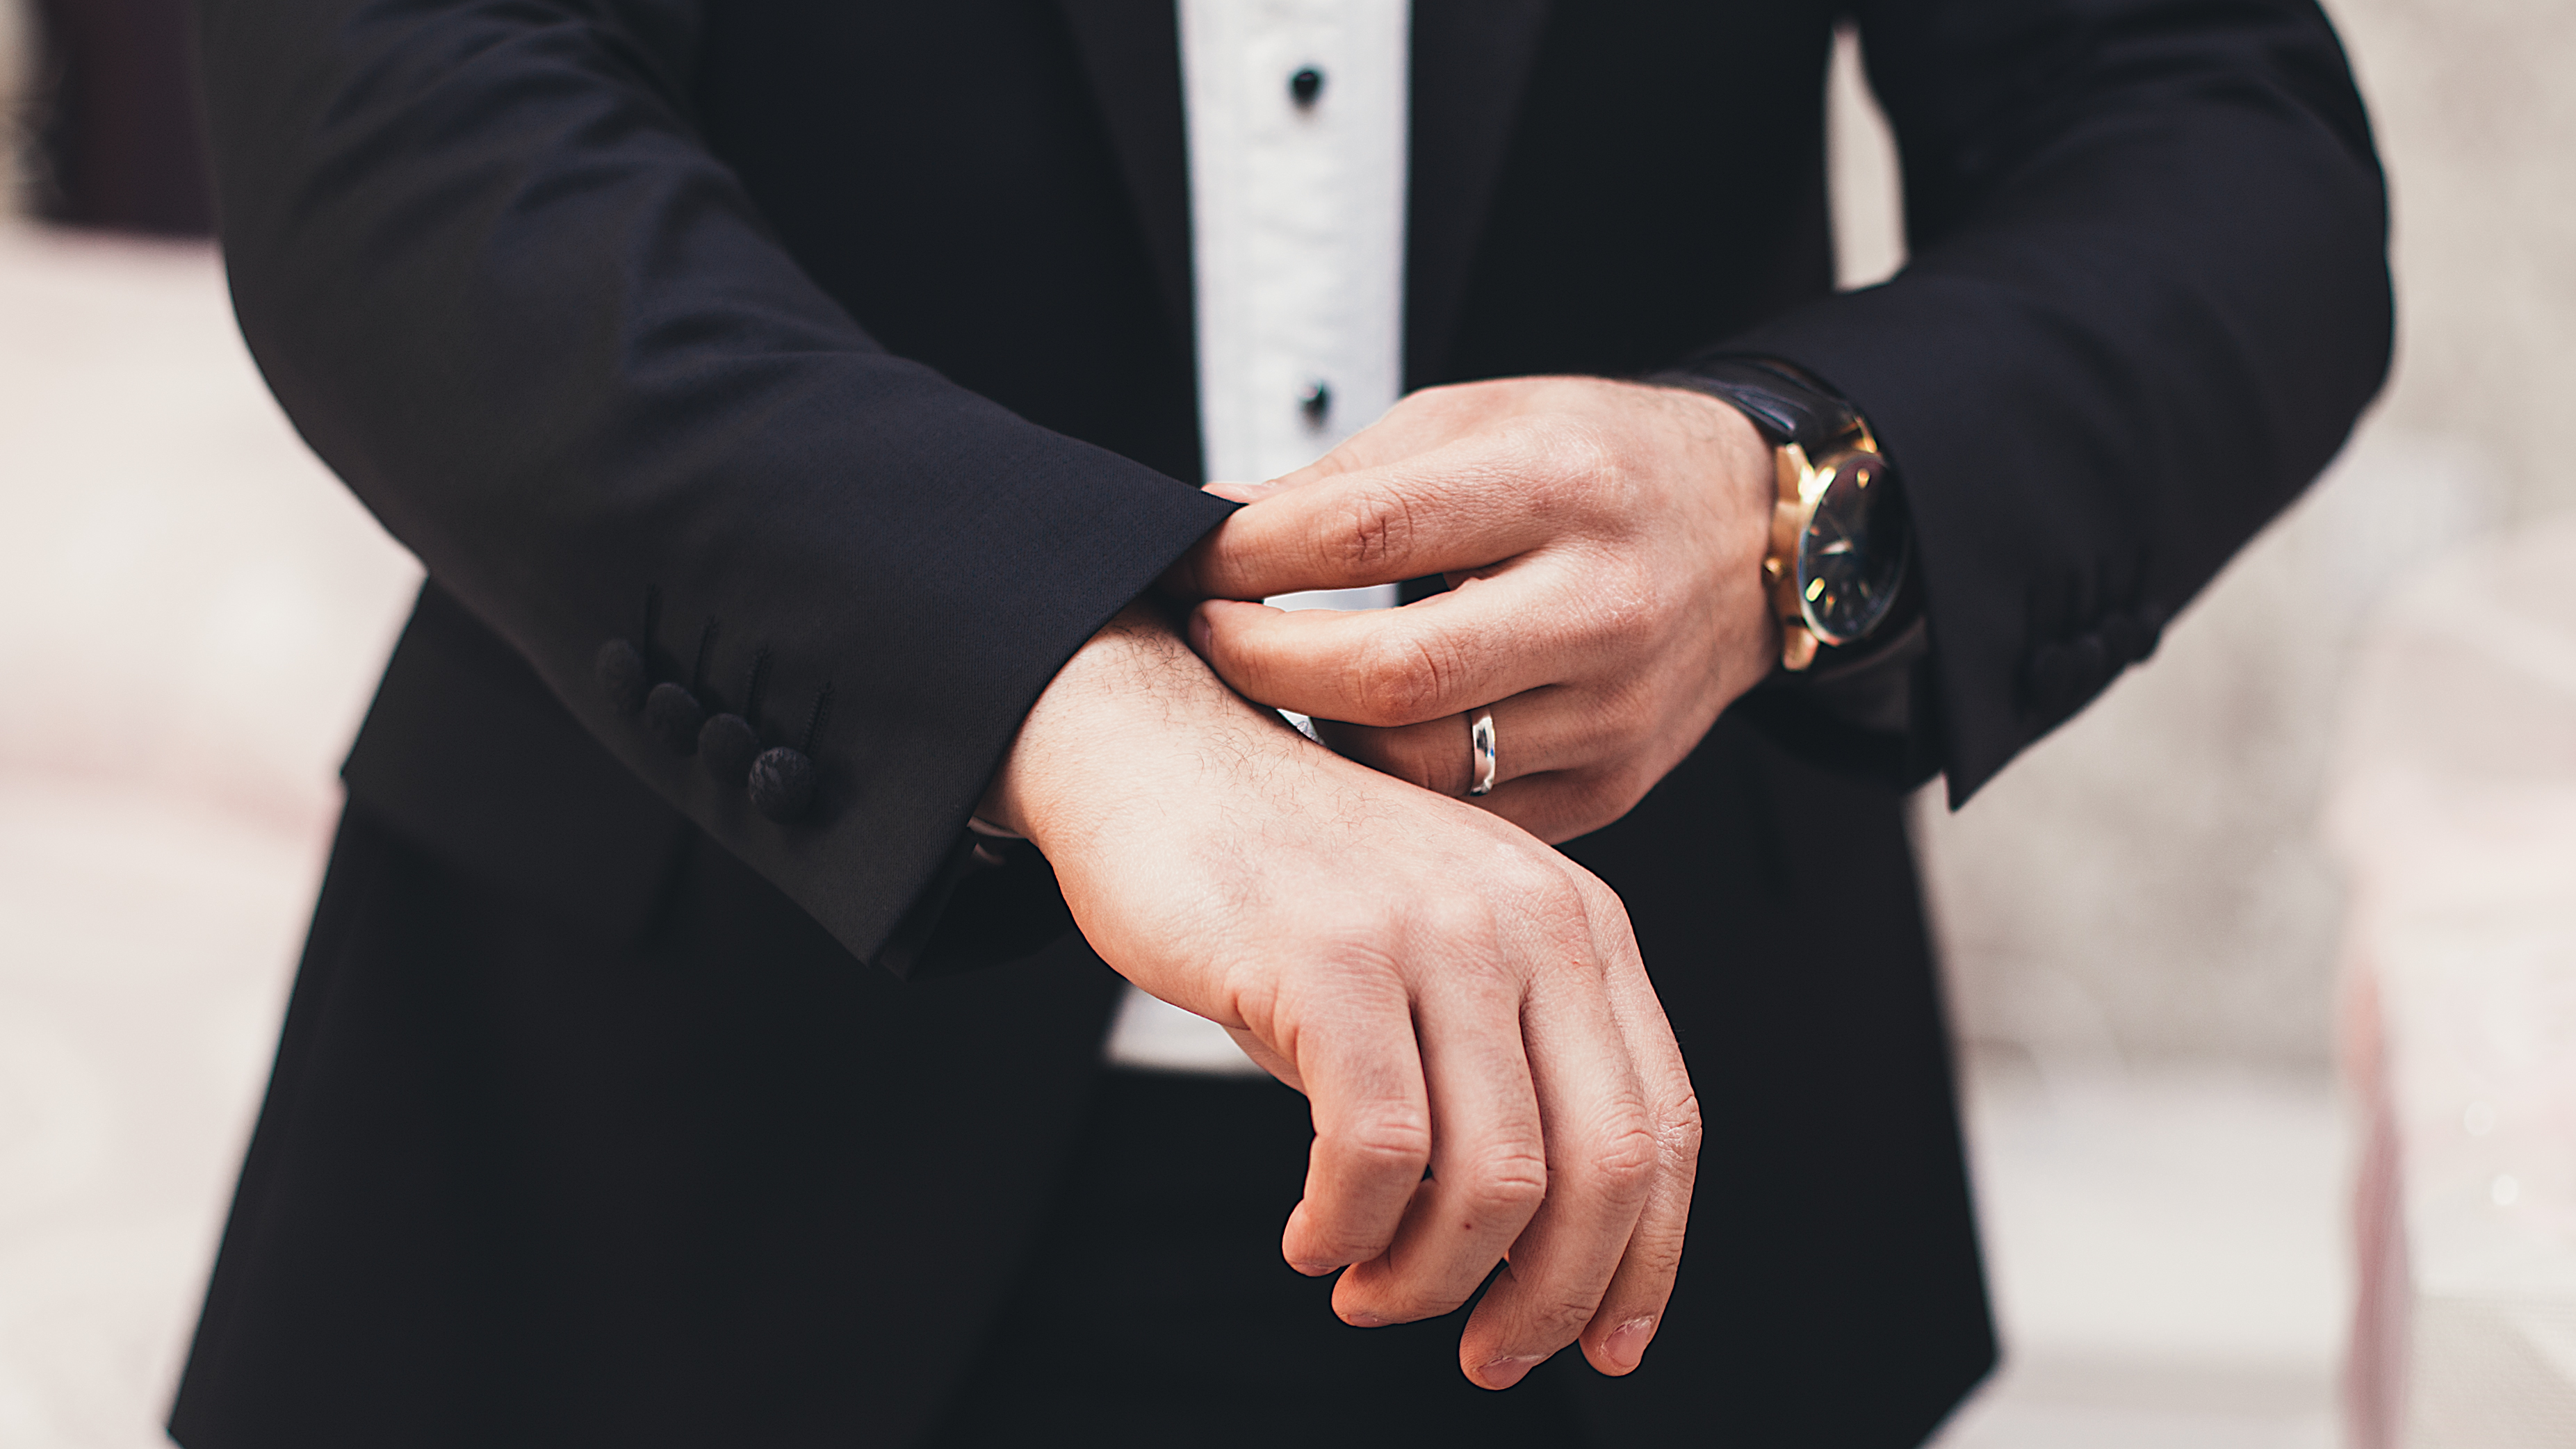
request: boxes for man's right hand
[980,604,1701,1391]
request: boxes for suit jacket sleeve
[1701,0,2392,803]
[195,0,1234,975]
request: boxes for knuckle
[1526,1291,1606,1343]
[1531,899,1593,949]
[1662,1092,1706,1164]
[1590,673,1660,739]
[1387,743,1448,794]
[1529,416,1622,503]
[1611,555,1668,617]
[1565,567,1661,663]
[1588,1113,1662,1201]
[1519,869,1592,931]
[1572,872,1633,931]
[1348,625,1456,725]
[1338,1108,1435,1179]
[1414,890,1491,939]
[1485,853,1563,902]
[1490,865,1584,940]
[1332,482,1419,573]
[1456,1146,1550,1224]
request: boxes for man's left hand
[1168,376,1778,844]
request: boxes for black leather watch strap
[1651,357,1864,454]
[1650,355,1937,777]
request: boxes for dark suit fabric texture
[172,0,2389,1444]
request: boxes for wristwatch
[1657,359,1913,671]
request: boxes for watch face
[1796,450,1909,646]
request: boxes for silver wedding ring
[1467,708,1499,797]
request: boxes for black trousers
[929,1071,1590,1446]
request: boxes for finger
[1191,568,1576,728]
[1278,966,1437,1277]
[1330,933,1548,1326]
[1233,380,1532,502]
[1462,769,1640,847]
[1575,910,1699,1377]
[1456,895,1660,1389]
[1350,749,1662,846]
[1209,423,1438,505]
[1182,424,1579,601]
[1314,686,1609,798]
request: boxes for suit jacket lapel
[1054,0,1196,379]
[1054,0,1554,398]
[1407,0,1552,388]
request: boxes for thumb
[1202,478,1280,504]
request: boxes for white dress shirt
[1101,0,1411,1075]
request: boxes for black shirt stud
[1289,66,1323,107]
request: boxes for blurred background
[0,3,2569,1445]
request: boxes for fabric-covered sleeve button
[644,682,704,753]
[698,713,760,787]
[749,746,817,821]
[595,639,647,714]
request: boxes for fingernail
[1341,1308,1389,1327]
[1476,1353,1549,1390]
[1291,1260,1342,1277]
[1601,1316,1657,1373]
[1189,608,1214,655]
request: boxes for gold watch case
[1762,421,1909,671]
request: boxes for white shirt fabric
[1101,0,1412,1076]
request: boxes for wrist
[1654,379,1778,575]
[1652,358,1913,670]
[979,602,1308,851]
[1641,378,1787,687]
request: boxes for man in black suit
[172,1,2389,1445]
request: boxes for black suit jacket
[177,1,2388,1444]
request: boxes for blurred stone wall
[1,0,28,213]
[1834,0,2576,1066]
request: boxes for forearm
[201,0,1232,973]
[1715,0,2389,801]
